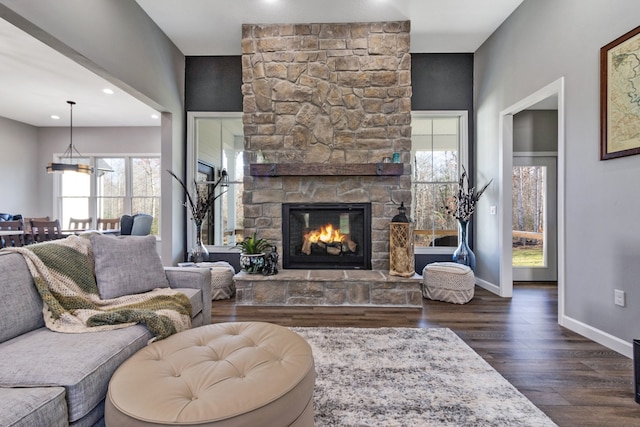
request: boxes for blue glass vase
[452,220,475,270]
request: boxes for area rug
[291,327,557,427]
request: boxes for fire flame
[304,224,345,244]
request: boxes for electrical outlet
[490,206,497,215]
[614,289,626,307]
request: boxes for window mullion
[125,157,132,214]
[90,156,97,227]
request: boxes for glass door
[512,156,557,281]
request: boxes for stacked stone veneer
[241,21,412,271]
[234,270,422,307]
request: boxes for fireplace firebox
[282,203,371,270]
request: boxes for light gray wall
[0,117,39,216]
[1,123,161,247]
[0,0,186,265]
[513,110,558,153]
[38,126,160,215]
[475,0,640,350]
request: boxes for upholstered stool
[198,261,236,300]
[422,262,475,304]
[105,322,316,426]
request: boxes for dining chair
[120,214,153,236]
[97,218,121,231]
[68,217,92,231]
[130,214,153,236]
[30,219,64,243]
[119,215,135,235]
[0,219,25,248]
[23,216,50,234]
[22,216,50,244]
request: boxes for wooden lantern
[389,202,415,277]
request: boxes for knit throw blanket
[6,235,191,341]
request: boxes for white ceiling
[136,0,524,55]
[0,0,524,128]
[0,18,161,127]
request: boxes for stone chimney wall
[241,21,412,270]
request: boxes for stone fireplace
[241,20,412,272]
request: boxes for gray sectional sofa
[0,240,212,427]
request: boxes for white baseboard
[475,277,502,296]
[475,278,633,358]
[560,314,633,358]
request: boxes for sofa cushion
[164,267,212,325]
[72,399,105,427]
[0,253,45,343]
[172,287,202,320]
[0,325,151,423]
[91,234,169,299]
[0,386,67,427]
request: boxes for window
[188,113,244,247]
[411,112,468,252]
[57,156,161,235]
[219,148,244,245]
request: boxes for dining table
[61,229,121,236]
[0,230,24,236]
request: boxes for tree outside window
[57,156,160,235]
[131,158,161,235]
[412,114,467,249]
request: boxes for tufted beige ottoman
[105,322,316,427]
[422,262,475,304]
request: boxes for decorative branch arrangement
[444,166,492,223]
[167,169,228,226]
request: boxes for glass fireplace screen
[282,203,371,270]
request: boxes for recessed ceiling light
[151,114,159,119]
[102,88,114,95]
[50,115,60,120]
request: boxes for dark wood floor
[211,283,640,426]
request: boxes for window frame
[411,111,469,255]
[186,112,244,250]
[52,153,161,236]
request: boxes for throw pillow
[120,215,134,235]
[91,234,169,299]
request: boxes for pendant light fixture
[46,100,94,174]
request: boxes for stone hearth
[234,270,422,307]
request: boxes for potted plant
[236,232,272,274]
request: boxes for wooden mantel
[250,163,403,177]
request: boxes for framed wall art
[600,25,640,160]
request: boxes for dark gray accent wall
[185,54,475,272]
[412,53,475,270]
[185,56,242,111]
[411,54,474,177]
[411,53,474,111]
[185,54,474,114]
